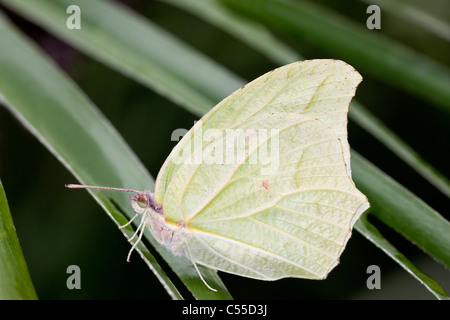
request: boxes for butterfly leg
[118,213,139,230]
[185,240,217,292]
[126,210,148,262]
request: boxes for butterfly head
[129,190,162,215]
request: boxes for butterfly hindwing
[153,60,368,280]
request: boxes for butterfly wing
[163,112,368,279]
[154,60,369,279]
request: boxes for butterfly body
[129,190,189,257]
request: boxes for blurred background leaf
[0,0,448,299]
[221,0,450,112]
[356,212,448,300]
[0,9,230,299]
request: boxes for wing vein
[193,197,354,228]
[281,187,362,197]
[192,234,270,279]
[267,92,356,109]
[274,217,345,246]
[187,118,323,220]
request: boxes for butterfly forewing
[153,60,368,280]
[155,60,363,206]
[161,112,367,279]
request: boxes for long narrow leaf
[159,0,302,64]
[352,151,450,269]
[1,0,244,117]
[0,180,38,300]
[221,0,450,112]
[0,11,231,300]
[350,102,450,198]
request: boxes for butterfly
[67,59,369,291]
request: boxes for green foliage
[0,180,38,299]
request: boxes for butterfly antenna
[184,240,217,292]
[65,184,141,194]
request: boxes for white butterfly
[68,60,369,291]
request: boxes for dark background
[0,0,448,299]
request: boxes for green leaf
[356,213,449,300]
[159,0,302,65]
[1,0,244,117]
[352,151,450,269]
[220,0,450,112]
[0,180,38,300]
[350,102,450,198]
[0,11,231,300]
